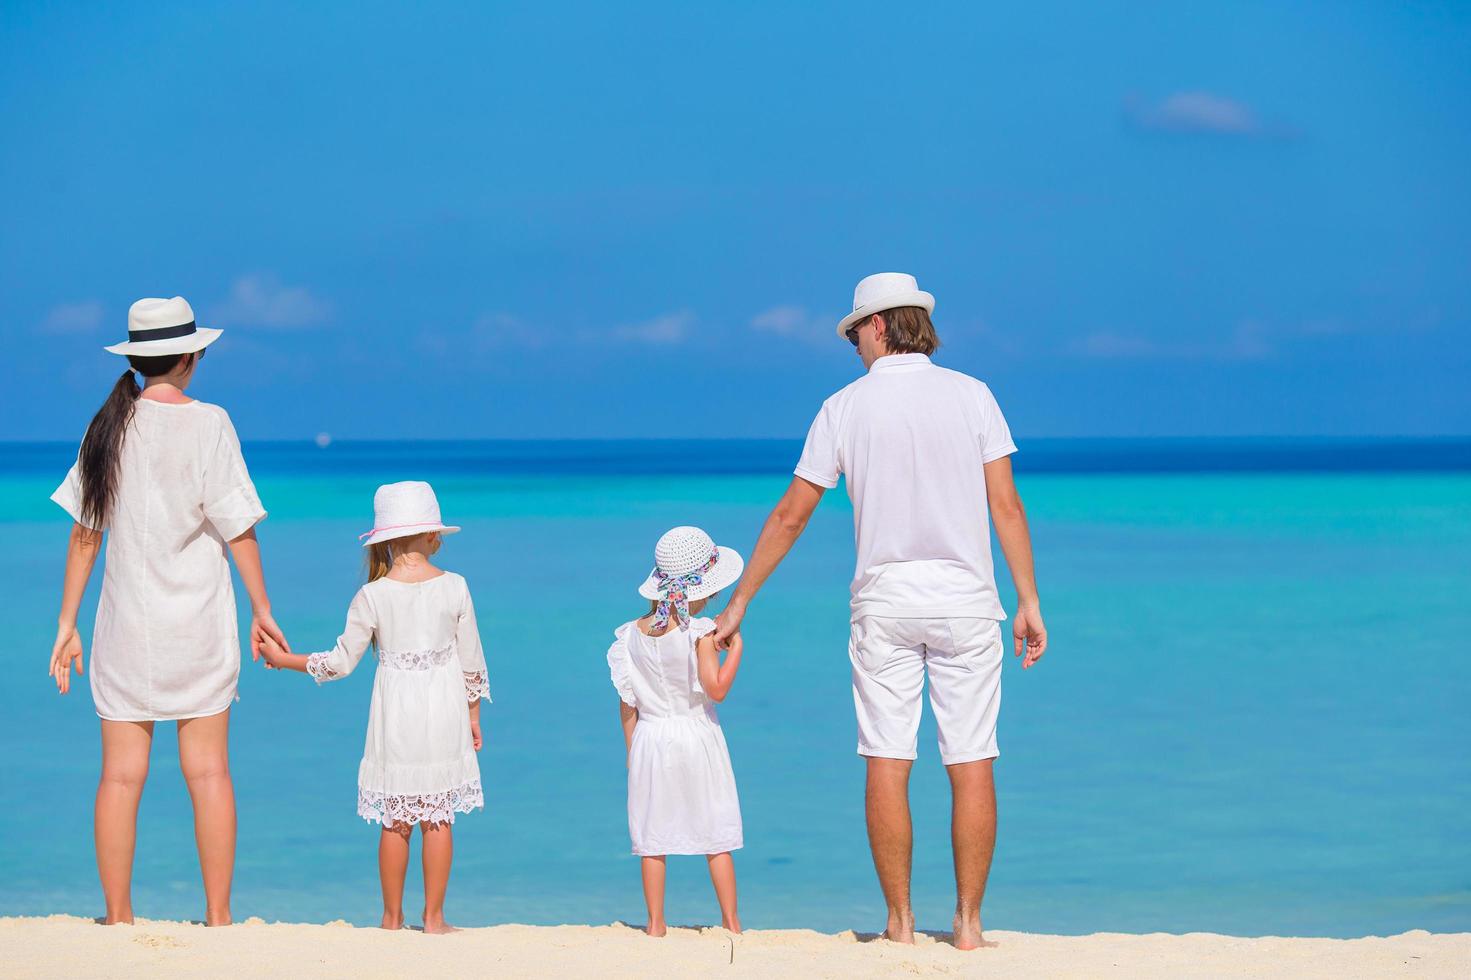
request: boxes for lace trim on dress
[378,644,455,670]
[464,670,490,702]
[305,652,340,684]
[358,779,484,827]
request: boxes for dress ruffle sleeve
[305,589,375,684]
[608,623,636,707]
[200,408,266,542]
[455,577,491,703]
[686,617,718,705]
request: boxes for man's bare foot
[645,921,667,937]
[381,911,404,930]
[883,910,916,944]
[421,912,459,935]
[952,913,998,950]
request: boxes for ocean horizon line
[4,435,1470,475]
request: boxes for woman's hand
[250,610,290,662]
[50,623,85,694]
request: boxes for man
[713,272,1046,950]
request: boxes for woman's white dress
[306,572,489,827]
[607,617,742,856]
[51,399,266,722]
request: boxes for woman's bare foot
[952,913,998,950]
[381,911,404,930]
[421,912,459,935]
[101,914,134,926]
[721,915,742,934]
[645,920,667,938]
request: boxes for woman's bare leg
[177,709,235,926]
[96,719,154,924]
[641,856,667,936]
[419,821,457,934]
[379,822,411,929]
[706,852,741,932]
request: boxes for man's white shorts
[848,617,1003,766]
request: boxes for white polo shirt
[794,353,1016,621]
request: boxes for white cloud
[1071,321,1273,361]
[39,300,105,334]
[1124,91,1279,138]
[750,305,841,344]
[610,310,695,343]
[211,274,331,329]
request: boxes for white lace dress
[306,572,490,827]
[607,617,743,856]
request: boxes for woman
[48,296,289,926]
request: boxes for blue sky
[2,1,1467,441]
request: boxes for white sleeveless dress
[51,399,265,722]
[306,572,490,827]
[607,617,743,856]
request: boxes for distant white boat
[315,432,332,449]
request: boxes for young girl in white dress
[259,481,489,934]
[607,526,746,936]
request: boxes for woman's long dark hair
[77,352,193,527]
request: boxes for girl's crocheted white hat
[358,481,461,546]
[638,526,744,602]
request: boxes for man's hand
[713,599,746,651]
[1013,604,1048,669]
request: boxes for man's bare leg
[947,758,998,949]
[865,756,916,943]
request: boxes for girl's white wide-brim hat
[638,526,744,602]
[104,296,223,356]
[835,272,936,339]
[359,480,461,546]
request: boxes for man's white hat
[835,272,936,340]
[358,481,461,547]
[104,297,223,356]
[638,526,744,603]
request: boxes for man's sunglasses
[845,317,867,348]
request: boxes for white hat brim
[835,291,935,339]
[105,327,223,357]
[638,545,744,602]
[360,523,461,547]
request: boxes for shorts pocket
[945,619,1003,672]
[849,618,898,675]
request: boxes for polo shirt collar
[869,353,932,373]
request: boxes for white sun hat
[104,296,223,356]
[638,526,744,629]
[358,481,461,547]
[835,272,936,340]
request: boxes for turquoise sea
[2,439,1468,937]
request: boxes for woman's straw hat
[104,297,223,356]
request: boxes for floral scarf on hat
[651,548,721,632]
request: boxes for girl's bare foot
[381,911,404,930]
[952,913,998,950]
[645,921,667,938]
[421,912,459,935]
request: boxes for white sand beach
[2,916,1465,978]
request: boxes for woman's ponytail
[77,369,141,527]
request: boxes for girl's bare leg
[641,856,667,936]
[379,822,412,929]
[706,852,741,932]
[96,719,154,924]
[419,821,457,934]
[177,709,236,926]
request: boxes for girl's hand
[50,624,84,694]
[251,610,291,662]
[470,717,483,751]
[257,631,290,670]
